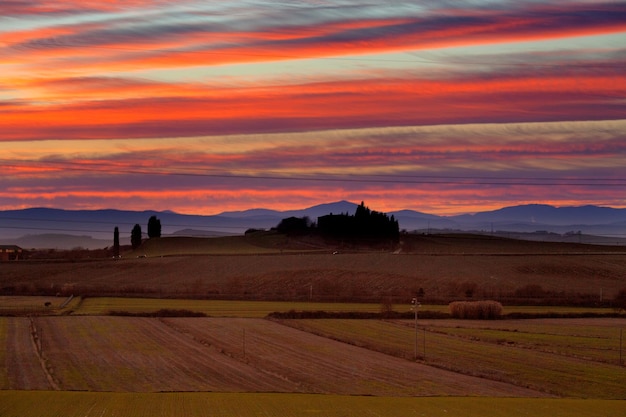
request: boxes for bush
[449,300,503,319]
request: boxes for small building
[0,245,23,261]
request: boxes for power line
[0,217,259,231]
[2,160,625,187]
[0,221,626,237]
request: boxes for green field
[0,392,623,417]
[75,299,619,318]
[72,297,387,317]
[0,296,618,317]
[281,318,626,399]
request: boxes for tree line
[115,202,398,253]
[112,215,161,255]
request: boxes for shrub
[449,300,503,319]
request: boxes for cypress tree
[131,224,142,249]
[113,226,120,257]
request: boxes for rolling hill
[1,202,625,249]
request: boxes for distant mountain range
[1,201,625,249]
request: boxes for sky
[1,0,625,216]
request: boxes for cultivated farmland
[15,316,296,392]
[2,316,544,396]
[2,234,625,416]
[71,297,386,317]
[2,234,626,303]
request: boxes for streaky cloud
[2,1,625,214]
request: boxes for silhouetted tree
[276,216,312,235]
[147,215,161,238]
[131,224,142,249]
[317,201,399,241]
[113,227,120,257]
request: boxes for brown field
[3,318,52,390]
[2,234,625,302]
[1,316,546,397]
[2,233,625,413]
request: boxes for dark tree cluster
[126,216,161,250]
[130,224,142,249]
[276,216,313,235]
[275,202,399,242]
[147,215,161,238]
[317,202,399,241]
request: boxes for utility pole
[411,298,421,360]
[303,283,313,301]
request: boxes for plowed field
[22,316,296,392]
[2,316,545,396]
[3,234,626,302]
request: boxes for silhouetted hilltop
[1,202,625,248]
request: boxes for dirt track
[2,316,549,396]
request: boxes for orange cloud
[5,2,625,74]
[2,67,624,141]
[2,1,625,215]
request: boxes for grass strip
[0,392,624,417]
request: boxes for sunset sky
[2,0,625,216]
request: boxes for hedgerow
[108,309,206,317]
